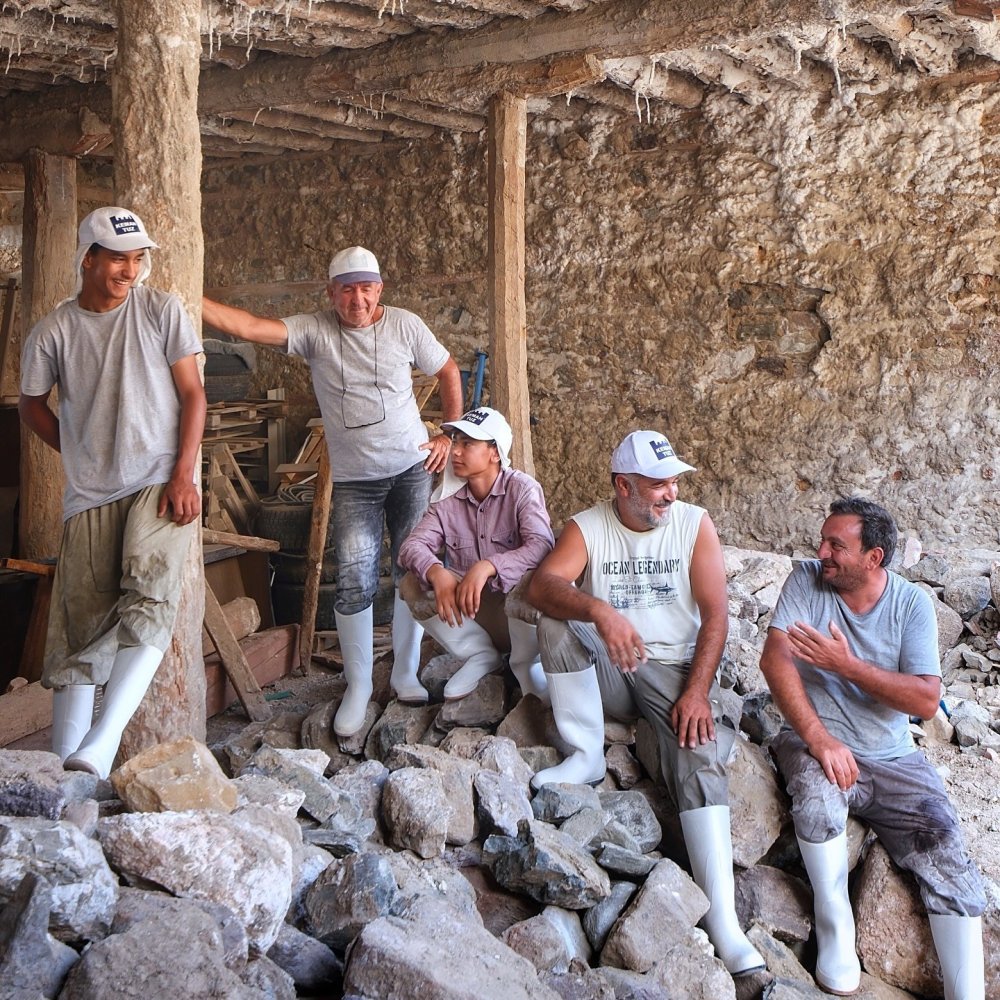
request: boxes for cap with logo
[78,207,159,253]
[329,246,382,284]
[441,407,512,469]
[610,430,696,479]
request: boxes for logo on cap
[110,214,141,236]
[463,409,490,426]
[649,439,675,460]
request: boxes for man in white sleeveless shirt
[526,430,764,978]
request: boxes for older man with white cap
[526,430,765,979]
[202,246,462,737]
[398,406,554,702]
[20,207,206,778]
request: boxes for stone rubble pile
[0,545,998,999]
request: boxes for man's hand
[456,560,496,618]
[158,477,201,526]
[808,731,860,790]
[671,689,716,748]
[788,621,853,675]
[593,606,647,673]
[419,433,452,473]
[427,566,462,626]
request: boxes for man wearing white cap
[202,246,462,737]
[398,407,554,702]
[20,207,206,778]
[526,430,765,978]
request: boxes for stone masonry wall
[202,80,1000,553]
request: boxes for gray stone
[933,596,966,659]
[218,711,307,774]
[904,554,953,587]
[0,751,65,821]
[435,674,509,731]
[503,905,591,973]
[239,955,296,999]
[475,768,534,837]
[336,700,382,755]
[740,691,785,744]
[950,700,1000,750]
[727,737,787,867]
[600,859,709,972]
[598,792,662,854]
[299,699,355,774]
[0,817,118,943]
[560,807,607,848]
[287,842,334,925]
[364,701,440,763]
[233,773,307,818]
[595,844,656,879]
[266,922,343,992]
[241,745,338,822]
[532,784,602,823]
[99,810,292,952]
[343,896,561,999]
[540,966,618,999]
[383,850,480,917]
[458,863,541,936]
[328,759,389,841]
[593,965,674,999]
[382,766,450,858]
[745,924,813,983]
[734,865,812,944]
[498,693,563,750]
[605,744,642,791]
[582,880,637,953]
[302,787,377,855]
[304,851,398,951]
[420,652,462,702]
[484,819,612,909]
[943,575,992,620]
[469,734,537,786]
[642,927,737,999]
[596,819,643,854]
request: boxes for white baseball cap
[329,246,381,284]
[442,407,512,469]
[611,431,695,479]
[78,207,159,252]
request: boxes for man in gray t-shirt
[20,206,205,780]
[202,247,463,738]
[761,497,985,999]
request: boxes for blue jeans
[332,461,432,615]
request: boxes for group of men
[20,208,986,1000]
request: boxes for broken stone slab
[598,791,662,854]
[385,743,479,845]
[0,817,118,943]
[239,954,296,999]
[463,734,537,787]
[739,691,785,745]
[540,965,618,999]
[241,745,338,822]
[641,926,736,999]
[300,698,356,774]
[595,818,643,854]
[734,865,812,945]
[949,700,1000,750]
[582,880,638,953]
[328,759,388,843]
[932,596,965,659]
[382,849,480,918]
[497,693,567,752]
[364,701,440,764]
[605,743,642,790]
[502,905,591,973]
[532,784,602,823]
[595,844,657,880]
[382,766,450,858]
[420,652,462,702]
[599,858,708,972]
[233,772,307,817]
[434,674,509,732]
[475,768,534,837]
[457,863,541,936]
[726,736,787,867]
[342,895,562,999]
[943,575,992,620]
[216,710,308,775]
[98,810,293,953]
[559,807,607,848]
[0,751,65,821]
[287,841,334,926]
[723,547,793,596]
[266,922,342,994]
[110,737,238,814]
[301,787,376,855]
[991,561,1000,612]
[745,924,813,984]
[0,873,78,999]
[304,850,398,952]
[483,819,611,909]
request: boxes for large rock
[241,745,339,822]
[476,768,534,837]
[382,766,451,858]
[943,576,992,620]
[598,791,662,854]
[734,865,812,945]
[502,906,591,973]
[98,810,292,952]
[364,701,440,763]
[266,922,342,993]
[343,896,562,999]
[0,751,65,821]
[0,817,118,942]
[727,737,787,867]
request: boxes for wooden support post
[112,0,207,760]
[487,91,535,475]
[300,446,333,669]
[0,278,19,402]
[19,150,75,562]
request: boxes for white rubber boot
[334,605,374,737]
[506,618,549,705]
[419,614,504,701]
[928,914,985,1000]
[389,589,428,705]
[529,667,606,790]
[51,684,96,762]
[64,645,161,779]
[797,833,862,996]
[680,805,766,977]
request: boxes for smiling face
[328,279,384,328]
[614,473,680,531]
[817,513,884,591]
[79,246,146,311]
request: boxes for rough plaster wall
[203,83,1000,553]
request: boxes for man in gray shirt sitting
[203,247,462,737]
[761,496,985,999]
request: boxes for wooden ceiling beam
[222,107,386,142]
[201,116,338,151]
[279,101,437,138]
[335,95,486,132]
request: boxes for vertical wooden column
[487,91,535,476]
[19,150,75,561]
[112,0,207,757]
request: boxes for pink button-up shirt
[398,468,554,593]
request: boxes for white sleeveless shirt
[572,499,705,665]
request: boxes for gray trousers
[771,729,987,917]
[536,615,736,812]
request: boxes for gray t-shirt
[21,287,202,520]
[770,560,940,760]
[282,305,450,482]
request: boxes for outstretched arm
[158,354,206,526]
[202,297,289,347]
[19,391,60,451]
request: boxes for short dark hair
[828,496,896,566]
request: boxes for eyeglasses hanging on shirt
[338,315,386,429]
